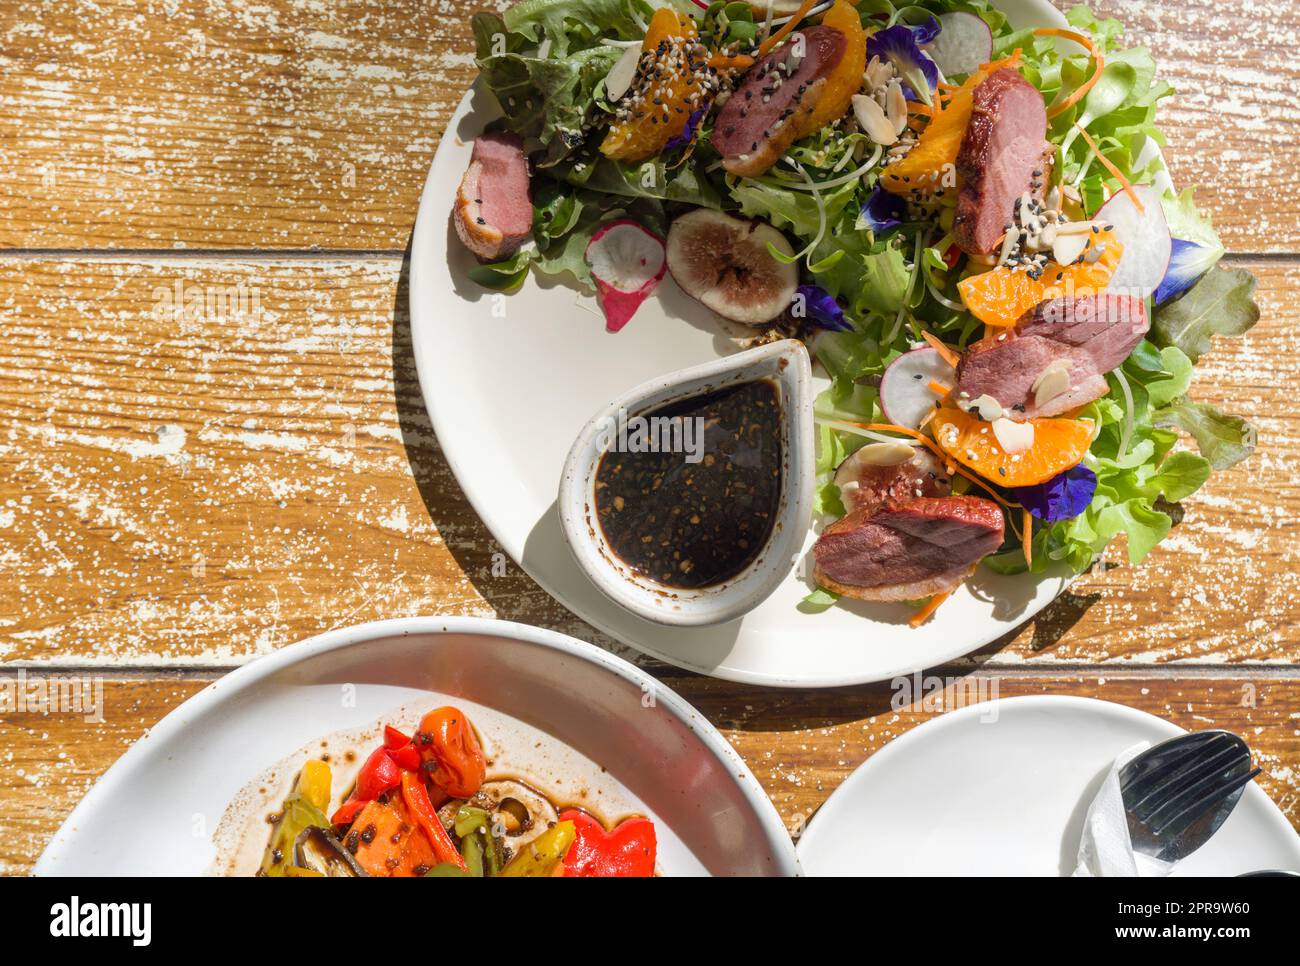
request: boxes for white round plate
[35,617,800,877]
[797,696,1300,876]
[412,0,1094,686]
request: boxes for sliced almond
[966,394,1003,421]
[865,55,893,93]
[604,45,642,103]
[1052,230,1090,266]
[1031,359,1073,410]
[853,441,918,466]
[851,94,896,146]
[998,227,1019,266]
[992,417,1035,454]
[885,80,908,136]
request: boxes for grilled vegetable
[499,820,577,877]
[259,762,334,878]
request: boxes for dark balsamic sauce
[593,379,782,590]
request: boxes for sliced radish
[924,12,993,78]
[585,219,667,333]
[1096,185,1171,299]
[879,346,956,430]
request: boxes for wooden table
[2,0,1297,873]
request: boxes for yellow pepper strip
[298,759,332,813]
[499,821,577,877]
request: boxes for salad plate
[34,617,800,876]
[797,696,1300,876]
[409,0,1256,686]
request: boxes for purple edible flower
[794,284,851,332]
[666,104,708,151]
[1153,239,1210,305]
[1012,464,1098,523]
[911,15,941,46]
[865,24,940,104]
[861,183,906,234]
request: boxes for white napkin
[1073,741,1176,877]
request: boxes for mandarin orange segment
[931,406,1093,487]
[796,0,867,136]
[600,8,704,163]
[881,53,1022,197]
[956,229,1123,328]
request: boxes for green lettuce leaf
[1155,398,1257,470]
[1145,450,1211,502]
[502,0,646,57]
[473,12,620,164]
[1151,265,1260,362]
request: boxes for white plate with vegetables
[35,618,801,876]
[410,0,1259,686]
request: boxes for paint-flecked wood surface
[0,0,1296,251]
[2,671,1296,874]
[2,0,1298,873]
[1,255,1293,666]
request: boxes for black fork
[1119,730,1260,863]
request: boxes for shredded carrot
[709,53,754,71]
[1033,28,1104,121]
[1022,507,1034,567]
[921,331,961,369]
[757,0,819,57]
[1006,506,1023,542]
[909,590,952,627]
[1074,123,1144,212]
[927,379,951,396]
[851,422,1022,509]
[907,101,932,116]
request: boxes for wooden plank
[0,255,1293,666]
[1087,0,1300,250]
[2,670,1296,873]
[0,0,477,251]
[0,0,1294,251]
[0,255,595,665]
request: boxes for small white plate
[35,617,800,877]
[797,696,1300,876]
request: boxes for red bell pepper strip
[383,725,422,771]
[415,707,486,799]
[400,771,467,872]
[558,809,656,877]
[383,724,411,751]
[330,745,402,825]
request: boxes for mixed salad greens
[467,0,1259,611]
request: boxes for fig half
[665,209,799,325]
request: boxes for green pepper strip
[454,806,500,877]
[260,795,331,878]
[424,862,470,877]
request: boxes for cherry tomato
[415,706,485,798]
